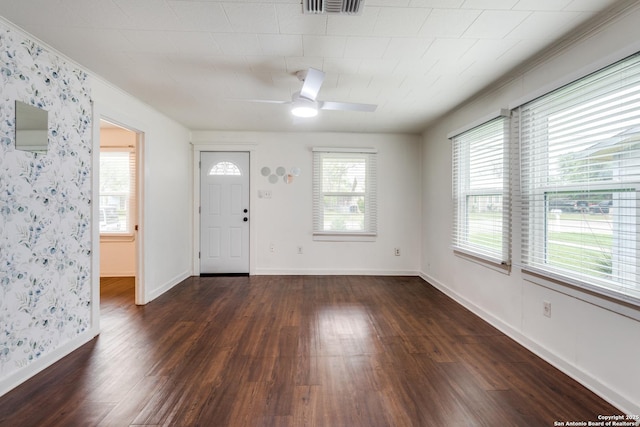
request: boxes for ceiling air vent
[303,0,364,15]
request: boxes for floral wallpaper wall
[0,22,92,381]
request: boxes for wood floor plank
[97,375,170,427]
[0,275,622,426]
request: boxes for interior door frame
[199,151,250,274]
[93,110,146,309]
[192,143,256,276]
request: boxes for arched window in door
[209,161,241,176]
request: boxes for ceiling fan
[251,68,377,118]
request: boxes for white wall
[92,79,192,304]
[421,4,640,415]
[100,241,136,277]
[192,131,421,275]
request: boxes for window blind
[519,52,640,303]
[451,116,510,264]
[99,146,136,235]
[312,148,377,239]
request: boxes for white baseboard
[0,328,98,398]
[146,269,192,303]
[252,268,420,276]
[418,271,640,416]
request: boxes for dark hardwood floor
[0,275,620,426]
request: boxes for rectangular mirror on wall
[15,100,49,154]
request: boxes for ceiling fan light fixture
[291,97,318,118]
[291,106,318,118]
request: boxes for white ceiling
[0,0,625,134]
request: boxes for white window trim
[517,52,640,307]
[312,147,377,242]
[450,52,640,315]
[450,112,511,266]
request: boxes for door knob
[243,208,248,213]
[243,217,248,222]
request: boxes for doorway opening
[99,119,143,304]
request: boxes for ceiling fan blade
[241,99,290,105]
[319,101,377,112]
[299,68,325,101]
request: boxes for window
[451,115,511,264]
[209,161,241,176]
[519,53,640,303]
[312,148,377,241]
[99,148,135,236]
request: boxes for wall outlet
[263,190,272,199]
[269,243,275,253]
[394,248,400,256]
[297,246,303,254]
[543,301,551,318]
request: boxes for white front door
[200,152,250,274]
